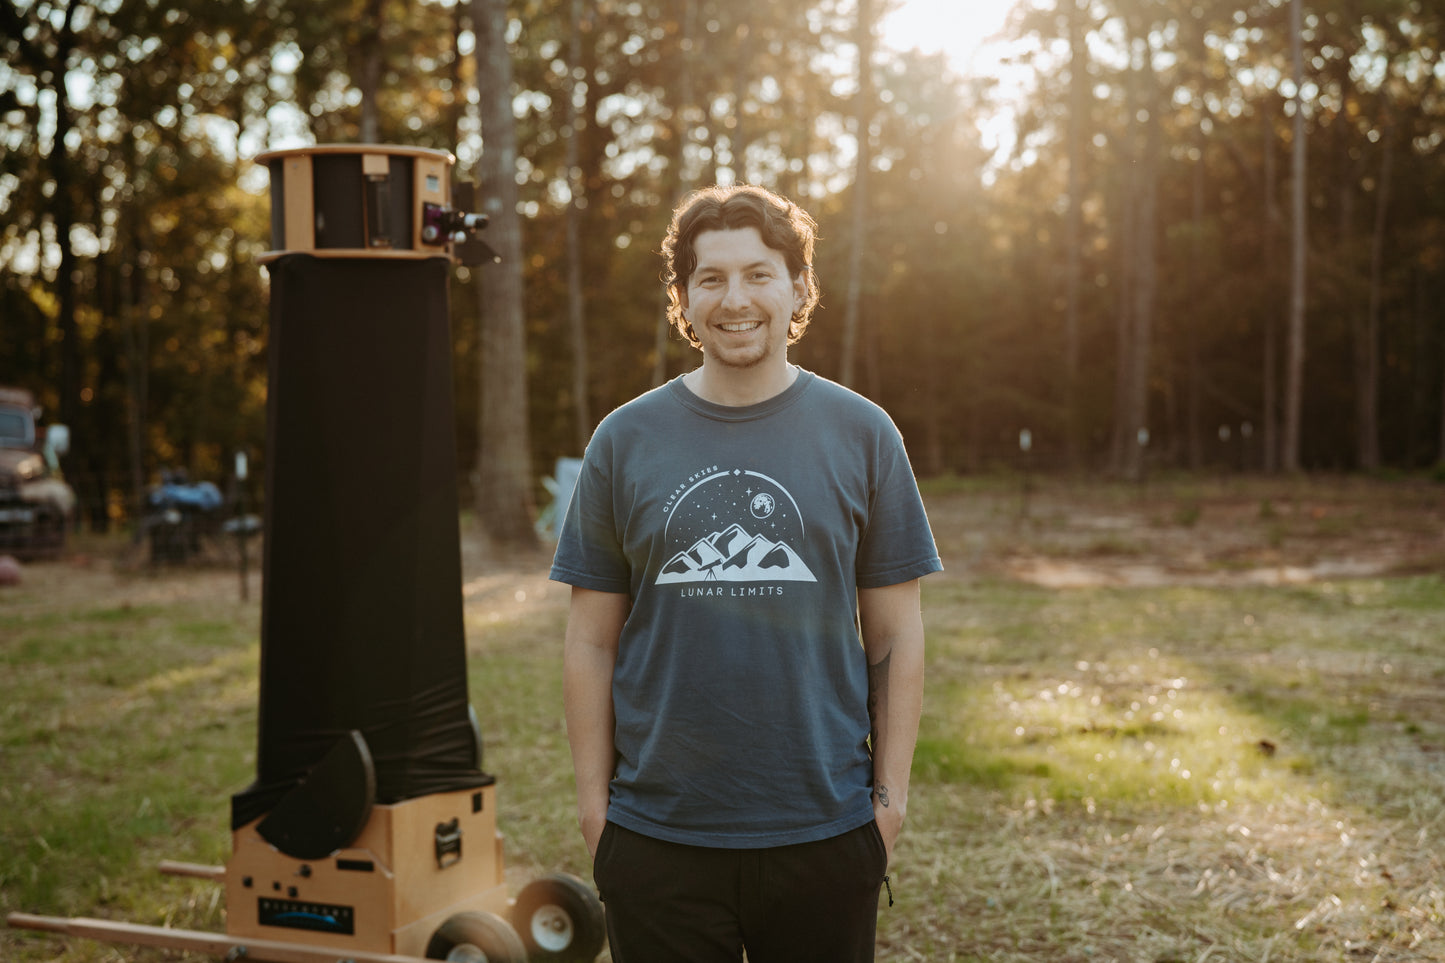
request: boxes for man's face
[682,227,807,372]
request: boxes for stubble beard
[705,318,777,370]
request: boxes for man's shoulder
[798,371,897,428]
[800,370,871,405]
[594,380,682,433]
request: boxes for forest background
[3,0,1444,547]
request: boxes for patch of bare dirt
[0,549,261,615]
[1002,555,1404,588]
[2,527,564,638]
[5,478,1441,608]
[928,476,1445,588]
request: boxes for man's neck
[685,359,797,407]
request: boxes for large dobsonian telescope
[8,144,605,963]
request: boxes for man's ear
[792,273,809,307]
[673,283,689,311]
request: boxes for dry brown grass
[875,475,1445,962]
[3,475,1443,962]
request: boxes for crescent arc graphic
[663,470,805,543]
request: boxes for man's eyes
[695,271,775,285]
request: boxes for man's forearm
[562,587,629,856]
[565,639,617,818]
[868,629,924,812]
[860,580,926,857]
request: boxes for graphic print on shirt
[656,467,817,584]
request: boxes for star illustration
[664,469,804,552]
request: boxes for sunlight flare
[879,0,1019,72]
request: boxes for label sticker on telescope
[426,174,440,191]
[257,896,355,934]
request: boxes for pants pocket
[591,821,618,896]
[864,819,888,880]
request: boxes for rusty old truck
[0,386,76,556]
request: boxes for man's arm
[563,586,630,860]
[860,578,926,866]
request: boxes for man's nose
[721,278,749,310]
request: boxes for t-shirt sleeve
[549,430,633,594]
[855,419,943,589]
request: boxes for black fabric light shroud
[232,255,490,831]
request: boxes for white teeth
[719,321,761,332]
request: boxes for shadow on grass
[898,571,1445,961]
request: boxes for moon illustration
[663,470,805,550]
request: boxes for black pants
[592,820,888,963]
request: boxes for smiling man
[551,185,942,963]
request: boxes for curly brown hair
[661,185,821,348]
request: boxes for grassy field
[2,476,1443,962]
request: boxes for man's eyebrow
[694,259,779,274]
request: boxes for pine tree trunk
[839,0,874,389]
[1109,171,1136,476]
[730,21,750,181]
[1111,34,1159,479]
[1063,0,1086,471]
[1124,80,1159,482]
[1185,19,1206,470]
[1282,0,1308,472]
[51,4,80,434]
[1438,278,1445,467]
[1261,103,1280,474]
[1357,114,1392,471]
[472,0,538,549]
[358,0,384,143]
[564,0,591,453]
[653,0,698,387]
[122,153,149,544]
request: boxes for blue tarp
[149,480,223,511]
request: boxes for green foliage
[2,485,1444,960]
[3,0,1445,533]
[0,578,256,925]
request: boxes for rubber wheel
[511,872,607,961]
[425,911,528,963]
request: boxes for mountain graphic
[657,524,816,584]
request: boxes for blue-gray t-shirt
[550,369,942,848]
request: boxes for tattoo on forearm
[875,782,890,807]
